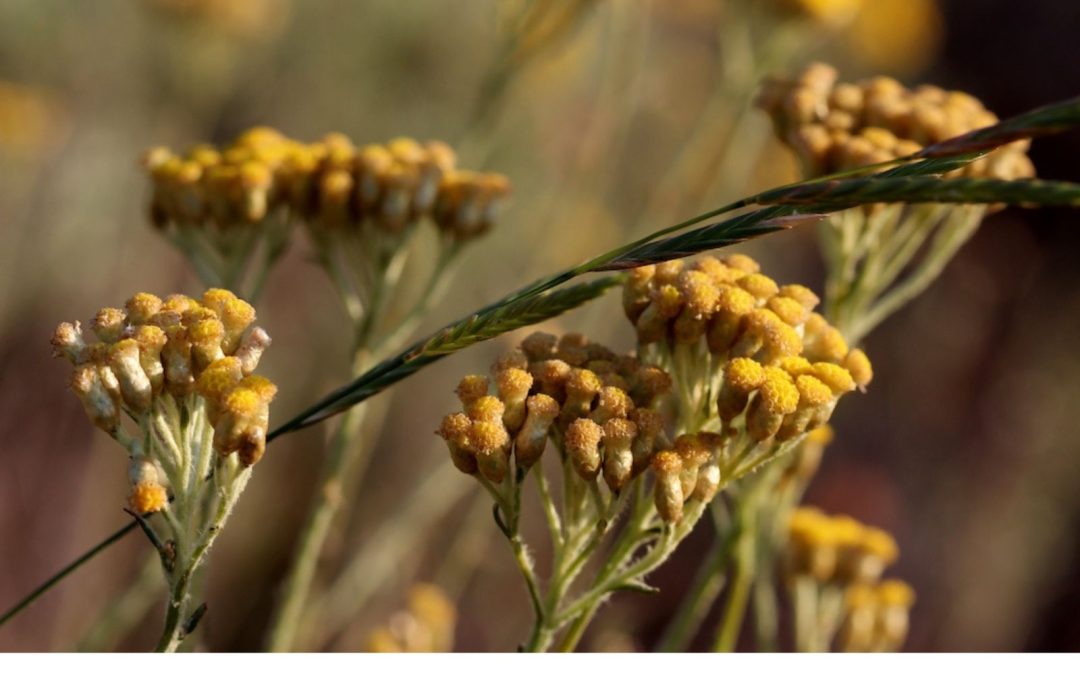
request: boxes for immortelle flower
[624,253,871,492]
[756,63,1035,343]
[142,127,300,296]
[294,133,512,335]
[435,254,870,651]
[783,507,911,652]
[51,288,275,651]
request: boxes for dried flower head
[52,288,276,649]
[757,62,1034,180]
[624,253,867,479]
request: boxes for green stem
[655,517,738,652]
[712,506,756,652]
[264,399,369,652]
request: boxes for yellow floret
[830,515,865,547]
[163,294,198,315]
[239,160,272,189]
[768,296,810,326]
[467,396,505,424]
[759,370,800,414]
[780,284,821,310]
[844,348,874,389]
[812,362,857,394]
[796,375,834,407]
[650,449,683,476]
[196,357,244,400]
[239,375,277,402]
[188,318,224,344]
[725,357,766,392]
[224,387,261,417]
[777,355,814,376]
[455,375,490,405]
[861,527,899,563]
[469,420,509,454]
[725,254,760,274]
[653,284,684,317]
[496,367,533,397]
[738,273,780,300]
[716,284,756,315]
[877,579,916,607]
[125,293,163,325]
[678,270,720,318]
[129,482,168,514]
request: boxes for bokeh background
[2,0,1079,652]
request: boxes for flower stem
[712,504,756,652]
[264,398,369,652]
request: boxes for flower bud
[438,412,476,474]
[566,418,603,481]
[496,367,533,433]
[651,450,684,523]
[514,394,560,468]
[602,418,637,492]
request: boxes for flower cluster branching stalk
[240,129,511,651]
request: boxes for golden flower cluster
[439,332,672,494]
[52,289,275,514]
[143,127,510,243]
[786,507,899,586]
[786,507,913,651]
[839,578,916,652]
[365,584,457,653]
[790,505,898,583]
[757,62,1034,179]
[624,253,871,442]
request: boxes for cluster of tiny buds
[786,506,899,587]
[365,583,457,653]
[52,289,276,512]
[438,332,674,495]
[143,127,510,242]
[649,432,725,523]
[839,578,916,652]
[625,253,872,442]
[757,62,1035,180]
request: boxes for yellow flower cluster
[439,332,672,492]
[757,62,1035,179]
[365,584,457,653]
[839,578,916,652]
[625,253,871,441]
[52,289,275,513]
[144,127,510,243]
[786,507,899,586]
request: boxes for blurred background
[1,0,1079,653]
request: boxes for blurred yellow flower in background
[0,81,68,156]
[846,0,943,74]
